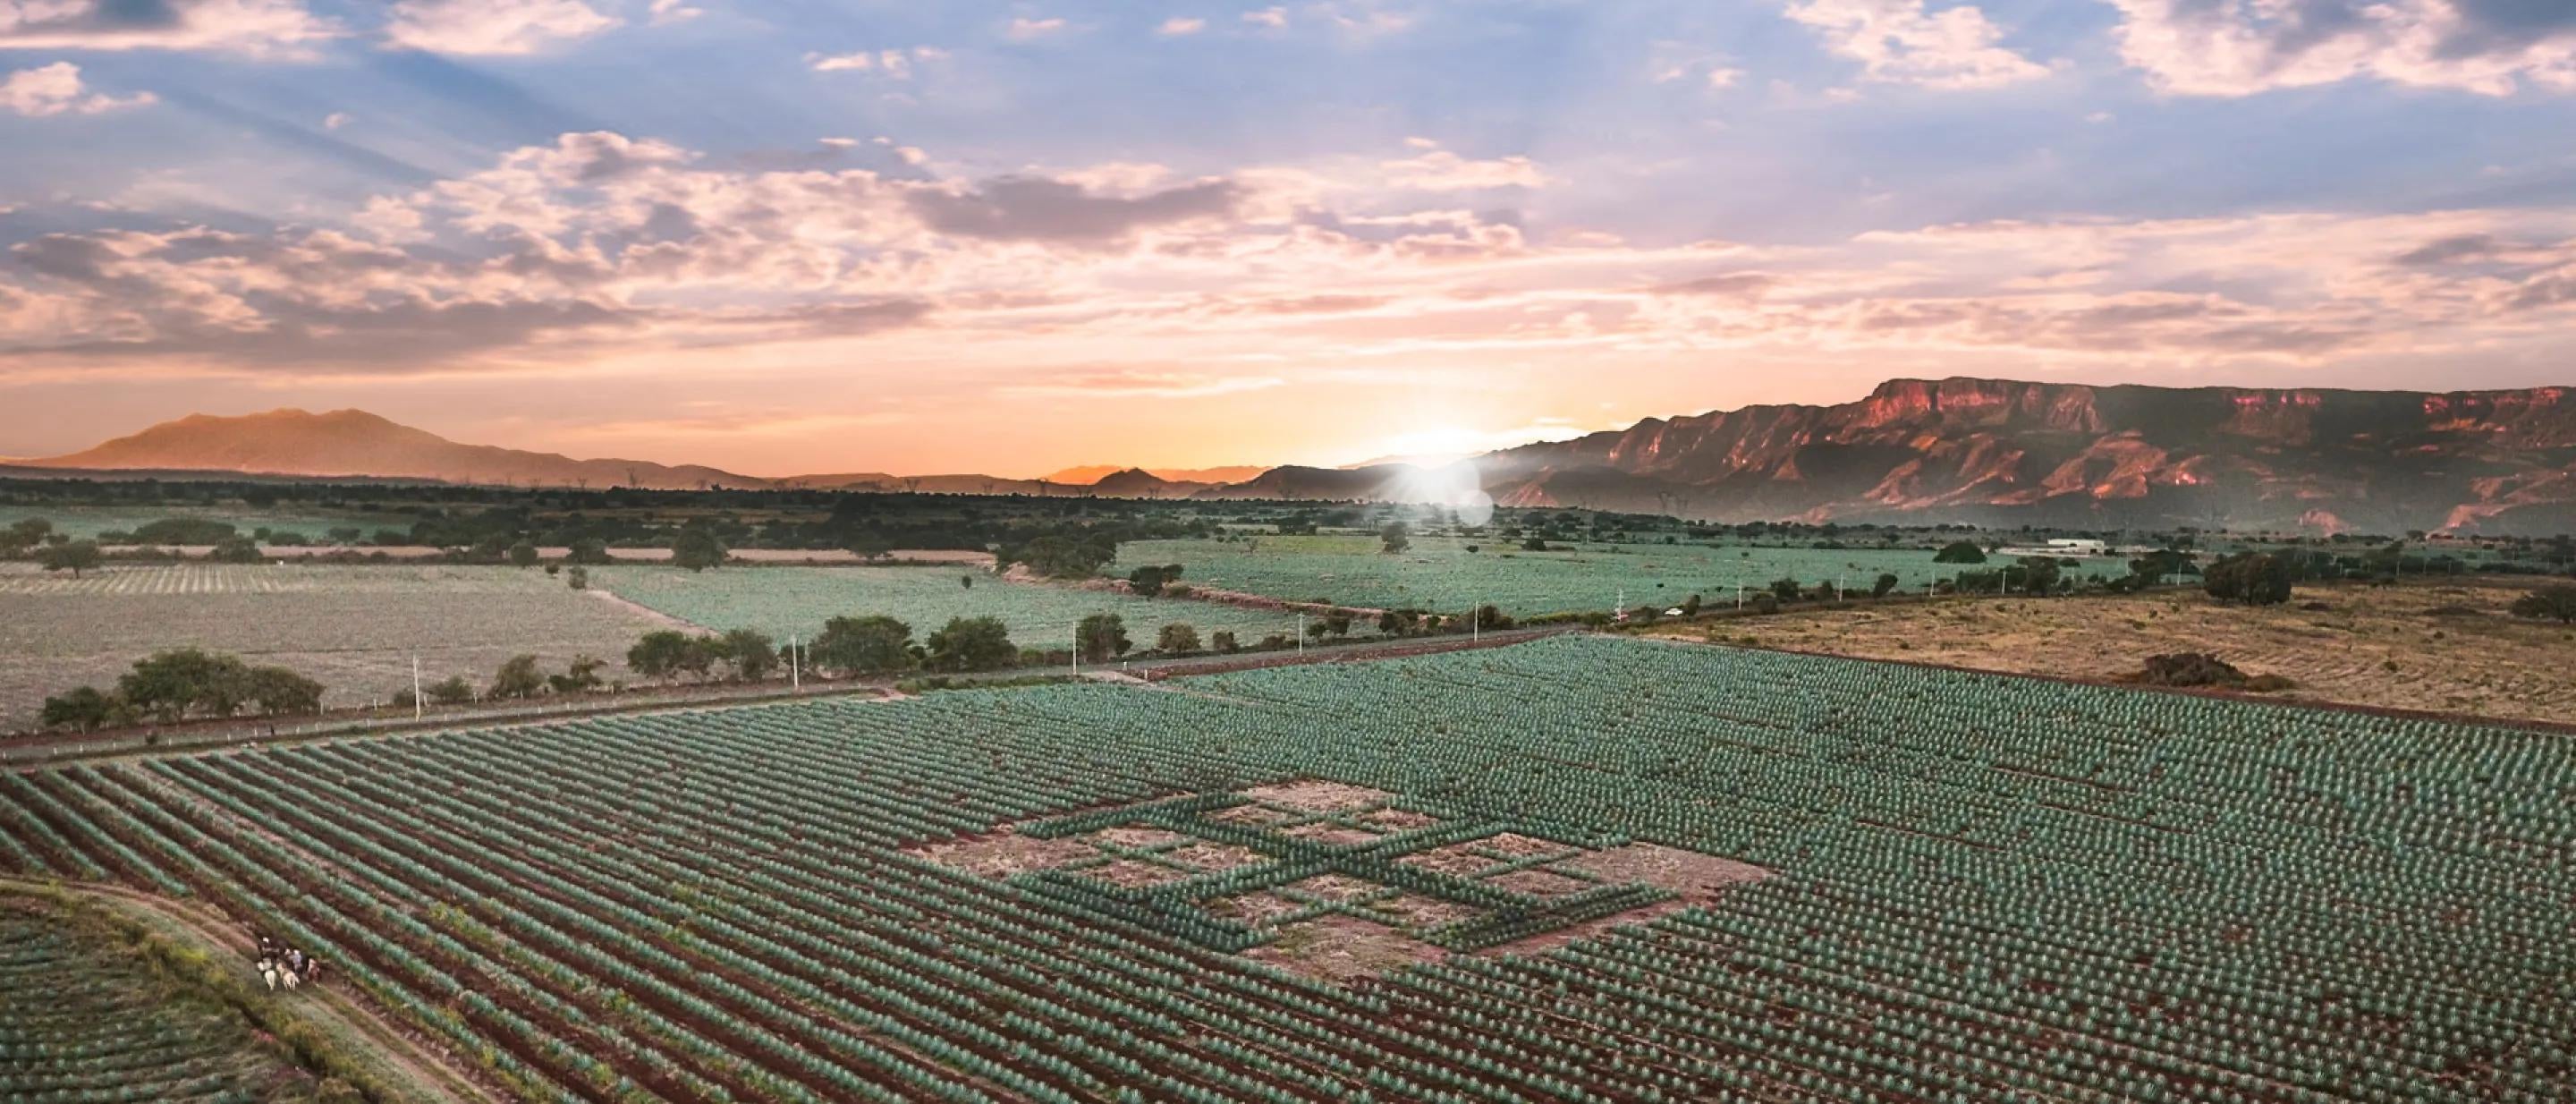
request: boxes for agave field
[0,634,2569,1102]
[595,565,1302,649]
[0,899,330,1101]
[1121,536,2128,616]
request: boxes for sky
[1,0,2572,477]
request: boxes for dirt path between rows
[584,586,712,632]
[4,878,496,1104]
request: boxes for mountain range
[10,378,2573,535]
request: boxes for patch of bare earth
[1367,893,1480,930]
[1281,822,1382,845]
[1284,873,1380,904]
[1657,581,2576,727]
[1360,808,1440,831]
[904,830,1097,878]
[1477,844,1775,955]
[1486,868,1591,896]
[1166,842,1266,870]
[1241,780,1395,812]
[1396,842,1497,876]
[1093,826,1190,849]
[1082,859,1195,887]
[1206,803,1296,827]
[1205,891,1305,925]
[1248,914,1444,983]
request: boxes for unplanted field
[1674,580,2576,726]
[0,562,662,729]
[594,564,1301,645]
[2,634,2568,1102]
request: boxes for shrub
[2510,584,2576,624]
[811,616,916,675]
[488,655,547,700]
[1934,540,1987,565]
[1157,623,1201,654]
[927,616,1016,672]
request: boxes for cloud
[0,0,339,56]
[323,110,350,129]
[1006,16,1066,41]
[1242,7,1287,29]
[808,46,942,77]
[1378,146,1549,191]
[1782,0,2048,89]
[2109,0,2576,97]
[905,175,1243,244]
[0,62,154,116]
[383,0,617,55]
[647,0,700,26]
[1156,16,1205,37]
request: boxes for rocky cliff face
[1470,378,2576,534]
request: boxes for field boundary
[0,878,496,1104]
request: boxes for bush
[425,676,475,705]
[2203,553,2295,606]
[927,616,1016,672]
[208,537,264,564]
[2510,584,2576,624]
[1077,613,1131,662]
[1934,540,1987,565]
[488,655,547,700]
[810,616,916,676]
[2131,652,2290,690]
[1156,623,1200,654]
[566,565,589,590]
[41,686,124,732]
[1211,630,1240,653]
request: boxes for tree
[672,525,727,572]
[1769,577,1802,602]
[1472,604,1513,632]
[1157,623,1201,653]
[721,629,778,681]
[811,616,916,675]
[566,565,590,590]
[1001,531,1117,579]
[1210,630,1240,653]
[2203,553,2294,606]
[208,537,264,564]
[41,686,123,733]
[1871,573,1902,598]
[2013,556,2063,596]
[627,631,701,682]
[425,676,475,705]
[1521,537,1548,552]
[548,656,607,694]
[489,655,547,700]
[1380,521,1411,554]
[1077,613,1131,662]
[243,667,326,716]
[564,539,614,565]
[1126,564,1184,597]
[117,649,253,722]
[926,616,1017,672]
[2510,584,2576,624]
[1934,540,1987,565]
[508,539,540,568]
[38,539,102,577]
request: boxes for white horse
[260,961,278,991]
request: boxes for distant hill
[1043,463,1267,485]
[21,409,759,491]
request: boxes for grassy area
[594,564,1305,648]
[1122,534,2131,616]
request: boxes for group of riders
[253,931,324,991]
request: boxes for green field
[1123,535,2128,615]
[2,634,2564,1101]
[597,565,1305,649]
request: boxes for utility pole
[789,634,801,690]
[1297,613,1305,654]
[411,656,422,719]
[1072,623,1080,675]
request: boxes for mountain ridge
[18,378,2576,533]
